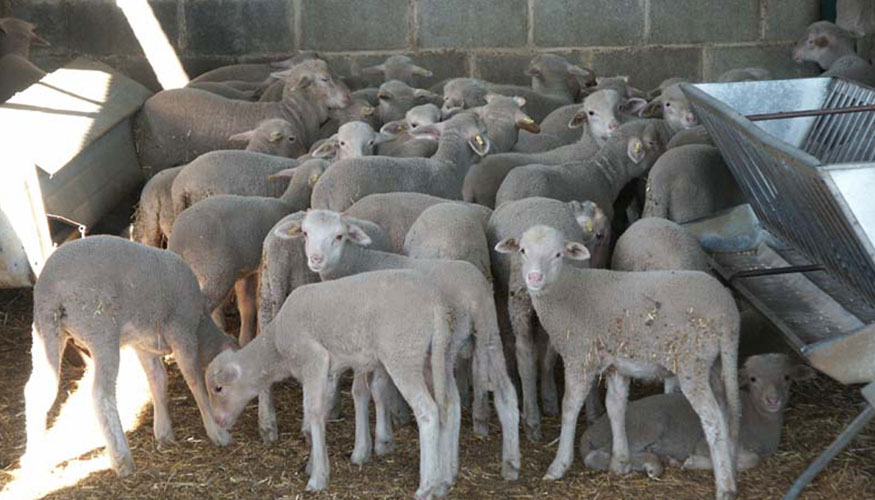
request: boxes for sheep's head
[363,55,433,85]
[441,78,488,117]
[0,17,49,59]
[297,210,372,273]
[412,111,491,157]
[229,118,302,158]
[742,354,815,417]
[527,54,596,98]
[639,84,697,132]
[570,89,647,143]
[495,225,589,293]
[205,349,253,431]
[277,59,351,110]
[793,21,856,69]
[569,201,609,249]
[377,80,440,123]
[312,121,392,161]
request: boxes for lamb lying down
[579,353,815,477]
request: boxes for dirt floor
[1,287,874,500]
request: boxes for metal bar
[746,104,875,122]
[729,264,825,282]
[783,403,875,500]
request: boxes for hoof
[305,475,327,492]
[155,432,176,448]
[375,438,395,456]
[350,447,371,466]
[472,419,489,437]
[501,460,520,481]
[260,425,278,443]
[414,485,437,500]
[543,460,568,481]
[610,457,632,475]
[112,454,136,478]
[210,427,232,447]
[524,424,543,443]
[717,491,737,500]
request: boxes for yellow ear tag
[634,142,643,155]
[269,131,282,142]
[475,135,484,146]
[310,173,321,184]
[585,221,593,232]
[398,124,406,130]
[523,117,534,124]
[287,226,299,235]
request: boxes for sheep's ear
[294,74,313,89]
[345,223,373,246]
[410,123,442,141]
[214,362,241,386]
[791,364,816,381]
[361,105,376,116]
[517,114,540,133]
[525,65,541,77]
[568,65,597,86]
[513,96,527,108]
[564,241,591,261]
[270,69,293,81]
[621,97,648,115]
[373,132,396,145]
[413,88,439,102]
[494,237,520,254]
[308,168,324,187]
[228,129,255,142]
[468,134,491,157]
[484,92,499,104]
[639,99,663,118]
[568,109,587,129]
[271,57,298,69]
[312,138,339,158]
[814,35,829,48]
[267,167,298,181]
[380,120,409,135]
[410,65,433,77]
[30,31,50,47]
[268,130,284,143]
[361,63,386,75]
[627,137,646,164]
[273,219,304,239]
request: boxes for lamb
[376,79,442,123]
[205,269,456,499]
[316,98,379,139]
[287,210,519,479]
[642,144,746,224]
[256,212,389,442]
[377,104,441,157]
[311,121,392,161]
[495,225,740,500]
[612,217,710,273]
[495,120,672,214]
[524,53,596,102]
[361,55,434,86]
[167,159,326,345]
[0,17,49,59]
[0,53,45,102]
[666,125,713,149]
[580,354,814,477]
[311,111,490,211]
[639,83,699,133]
[132,166,182,247]
[487,198,609,440]
[793,21,875,86]
[716,67,772,83]
[135,59,350,173]
[346,193,490,253]
[23,236,236,477]
[227,118,303,157]
[188,53,315,83]
[472,94,540,153]
[403,202,493,281]
[441,77,569,124]
[463,89,642,208]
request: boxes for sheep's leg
[540,339,560,416]
[134,349,174,445]
[258,386,278,443]
[509,292,541,442]
[234,274,258,346]
[22,327,64,470]
[303,368,331,492]
[370,367,395,456]
[455,352,472,410]
[388,378,413,426]
[92,345,135,477]
[439,354,462,485]
[485,330,521,480]
[327,371,343,421]
[606,370,632,474]
[171,335,231,447]
[471,349,492,436]
[678,368,737,500]
[350,370,373,465]
[544,366,590,480]
[585,380,605,425]
[383,360,442,500]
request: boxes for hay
[1,288,873,499]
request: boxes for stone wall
[2,0,822,92]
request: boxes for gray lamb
[376,79,443,123]
[24,236,236,477]
[639,83,700,133]
[0,17,49,59]
[167,160,326,345]
[377,104,441,157]
[580,354,814,477]
[487,198,608,440]
[0,54,45,102]
[642,144,746,224]
[472,94,541,153]
[495,225,740,500]
[135,59,350,173]
[361,55,434,86]
[189,53,315,83]
[495,120,672,214]
[311,112,490,211]
[205,269,457,499]
[310,121,392,161]
[286,210,519,479]
[793,21,875,86]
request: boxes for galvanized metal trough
[682,77,875,499]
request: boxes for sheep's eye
[588,110,595,116]
[411,122,419,128]
[596,232,604,240]
[784,375,791,382]
[750,376,757,383]
[214,386,223,393]
[520,248,526,255]
[302,231,308,238]
[336,234,343,241]
[289,136,296,142]
[321,76,330,82]
[555,252,562,258]
[368,140,375,146]
[664,102,671,108]
[340,141,347,147]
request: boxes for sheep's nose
[527,272,543,284]
[608,121,619,131]
[685,114,697,125]
[766,396,780,406]
[310,254,324,265]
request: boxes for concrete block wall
[2,0,822,92]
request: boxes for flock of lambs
[7,16,872,500]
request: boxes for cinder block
[650,0,760,44]
[65,0,178,56]
[184,0,242,55]
[534,0,645,47]
[300,0,408,52]
[9,0,69,56]
[473,52,535,86]
[588,46,702,91]
[419,0,527,49]
[704,44,821,81]
[239,0,294,54]
[764,0,819,41]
